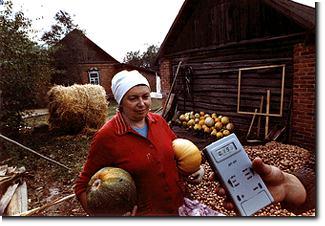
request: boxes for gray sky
[8,0,317,62]
[10,0,185,61]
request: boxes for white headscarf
[111,70,150,105]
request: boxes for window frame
[88,69,100,85]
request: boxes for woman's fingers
[123,205,137,216]
[131,205,138,216]
[208,172,215,181]
[223,199,235,210]
[216,186,226,196]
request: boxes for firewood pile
[0,164,28,216]
[0,164,76,216]
[185,141,316,216]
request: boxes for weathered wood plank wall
[165,0,304,55]
[171,38,300,142]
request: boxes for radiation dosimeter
[203,133,274,216]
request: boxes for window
[88,70,100,85]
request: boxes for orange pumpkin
[172,138,202,174]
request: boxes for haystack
[47,84,109,134]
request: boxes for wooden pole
[0,183,19,215]
[5,181,28,216]
[237,64,285,118]
[279,65,286,117]
[239,64,285,72]
[17,193,76,216]
[237,69,242,113]
[257,96,264,138]
[246,109,258,140]
[265,90,271,139]
[162,61,182,117]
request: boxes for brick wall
[80,64,157,102]
[140,71,156,93]
[291,43,316,152]
[159,59,172,106]
[81,63,118,99]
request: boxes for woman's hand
[187,165,205,184]
[123,205,138,216]
[210,157,307,210]
[79,192,89,213]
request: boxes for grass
[107,101,118,120]
[24,114,49,127]
[151,98,163,112]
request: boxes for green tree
[141,45,159,69]
[123,50,142,67]
[0,0,52,135]
[123,44,159,70]
[42,10,83,86]
[41,10,79,46]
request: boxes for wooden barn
[52,29,158,101]
[157,0,316,151]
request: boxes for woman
[74,70,204,216]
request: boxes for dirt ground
[1,129,91,216]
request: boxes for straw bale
[47,84,109,134]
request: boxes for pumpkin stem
[92,178,102,191]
